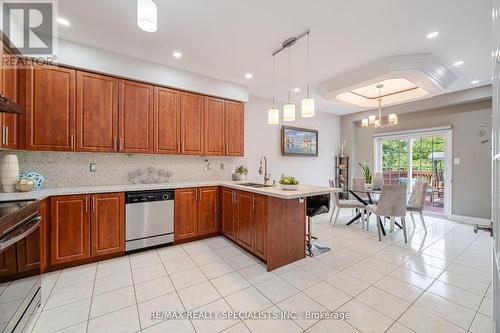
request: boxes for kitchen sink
[237,182,274,188]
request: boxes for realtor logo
[1,0,57,55]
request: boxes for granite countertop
[0,180,341,202]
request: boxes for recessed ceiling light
[426,31,439,39]
[245,73,253,79]
[172,51,182,59]
[57,17,71,26]
[470,80,480,84]
[453,60,464,66]
[293,87,300,92]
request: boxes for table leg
[346,212,362,225]
[378,216,386,236]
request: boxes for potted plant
[279,175,300,190]
[358,162,372,189]
[232,165,248,181]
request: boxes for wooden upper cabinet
[154,87,181,154]
[235,191,254,251]
[91,193,124,258]
[253,194,268,260]
[174,188,198,240]
[2,47,18,149]
[198,187,219,235]
[203,97,224,156]
[119,79,154,153]
[225,101,244,156]
[50,195,91,265]
[180,92,203,155]
[76,71,118,152]
[221,188,236,241]
[25,64,76,151]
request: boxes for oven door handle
[0,216,41,251]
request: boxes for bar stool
[306,194,332,257]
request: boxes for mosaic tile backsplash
[0,150,245,188]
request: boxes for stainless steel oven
[0,200,41,333]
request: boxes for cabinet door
[181,92,203,155]
[16,225,40,273]
[39,199,49,272]
[2,47,18,149]
[235,191,254,251]
[225,101,244,156]
[221,188,235,241]
[174,188,198,240]
[76,71,118,152]
[203,97,224,156]
[91,193,124,258]
[198,187,218,235]
[25,65,76,151]
[253,194,268,260]
[50,195,91,265]
[119,79,154,153]
[0,246,17,279]
[154,87,181,154]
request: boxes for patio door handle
[474,222,493,237]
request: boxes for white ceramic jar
[0,154,19,193]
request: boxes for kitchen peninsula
[0,181,339,272]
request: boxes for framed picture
[281,126,318,156]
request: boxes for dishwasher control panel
[125,190,174,203]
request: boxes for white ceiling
[57,0,492,115]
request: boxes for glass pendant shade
[361,119,369,127]
[268,107,279,125]
[137,0,157,32]
[368,115,376,124]
[301,98,315,117]
[389,114,398,125]
[283,103,296,121]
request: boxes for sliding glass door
[375,129,451,216]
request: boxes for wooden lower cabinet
[50,195,90,265]
[91,193,124,258]
[39,199,49,272]
[50,193,124,267]
[221,188,236,241]
[221,188,267,259]
[175,187,218,241]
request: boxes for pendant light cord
[272,55,276,107]
[306,31,310,98]
[288,47,291,103]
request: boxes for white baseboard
[449,214,491,225]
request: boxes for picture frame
[281,126,318,156]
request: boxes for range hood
[0,95,22,115]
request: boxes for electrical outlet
[90,163,96,172]
[220,163,224,170]
[453,158,460,165]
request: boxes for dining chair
[364,184,408,242]
[407,181,428,231]
[330,192,366,227]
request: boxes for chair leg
[401,217,408,243]
[366,212,371,231]
[410,212,416,227]
[329,206,335,224]
[390,217,395,233]
[376,215,382,241]
[332,208,340,228]
[419,212,427,232]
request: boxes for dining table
[342,188,403,236]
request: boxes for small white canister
[0,154,19,193]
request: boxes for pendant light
[301,32,315,117]
[137,0,157,32]
[283,47,296,121]
[268,55,280,124]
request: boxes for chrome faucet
[259,156,270,184]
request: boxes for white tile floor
[26,211,494,333]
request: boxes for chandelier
[268,30,315,125]
[361,84,398,128]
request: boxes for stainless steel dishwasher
[125,190,174,252]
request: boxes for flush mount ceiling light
[426,31,439,39]
[57,17,70,26]
[137,0,157,32]
[172,51,182,58]
[470,80,480,84]
[453,60,464,66]
[245,73,253,79]
[319,54,457,108]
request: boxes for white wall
[244,96,341,186]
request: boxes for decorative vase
[232,173,246,181]
[0,154,19,193]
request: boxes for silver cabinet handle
[4,126,8,145]
[92,196,96,212]
[1,126,4,145]
[85,196,88,213]
[70,134,74,150]
[252,196,256,211]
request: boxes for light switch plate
[90,163,96,172]
[453,158,460,165]
[220,163,224,170]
